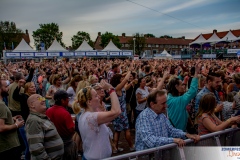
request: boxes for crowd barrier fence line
[103,128,240,160]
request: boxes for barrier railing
[104,128,240,160]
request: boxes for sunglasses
[82,88,88,100]
[37,96,46,102]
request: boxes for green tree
[145,33,155,37]
[100,32,121,49]
[160,35,172,38]
[71,31,93,50]
[0,21,23,51]
[32,23,65,50]
[128,33,146,55]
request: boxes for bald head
[27,94,39,108]
[27,94,47,114]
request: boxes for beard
[1,91,9,97]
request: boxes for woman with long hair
[196,93,240,135]
[110,71,135,152]
[167,62,201,131]
[45,73,71,107]
[67,75,82,108]
[72,80,121,159]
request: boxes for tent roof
[204,32,221,43]
[13,38,34,52]
[46,39,67,51]
[160,49,172,57]
[189,34,207,45]
[102,40,121,51]
[75,40,93,51]
[221,30,239,41]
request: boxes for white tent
[75,40,93,51]
[13,38,34,52]
[46,39,67,51]
[154,49,172,59]
[189,34,207,45]
[221,30,239,42]
[204,32,221,44]
[102,40,121,51]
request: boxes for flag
[12,42,14,50]
[4,42,6,50]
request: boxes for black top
[12,87,30,121]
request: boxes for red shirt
[46,105,75,139]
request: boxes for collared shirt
[195,86,220,113]
[135,107,186,151]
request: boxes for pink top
[197,113,220,135]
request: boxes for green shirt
[0,100,20,152]
[8,82,24,111]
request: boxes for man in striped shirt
[25,94,64,160]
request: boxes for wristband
[108,88,115,95]
[15,123,18,128]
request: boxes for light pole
[133,37,136,56]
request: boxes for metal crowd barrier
[104,128,240,160]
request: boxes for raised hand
[99,79,113,90]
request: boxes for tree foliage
[145,33,155,37]
[32,23,65,50]
[128,33,146,55]
[100,32,121,49]
[71,31,93,50]
[160,35,172,38]
[0,21,23,51]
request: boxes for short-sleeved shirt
[0,100,20,152]
[136,86,149,111]
[79,111,111,159]
[46,105,75,140]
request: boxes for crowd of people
[0,58,240,160]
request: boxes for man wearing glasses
[25,94,64,160]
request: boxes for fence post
[178,147,186,160]
[214,136,221,146]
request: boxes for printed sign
[86,52,97,56]
[62,52,74,56]
[97,52,107,56]
[109,52,119,56]
[75,52,85,56]
[21,53,34,57]
[48,52,60,56]
[6,52,20,57]
[122,52,132,56]
[35,53,47,57]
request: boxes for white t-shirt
[136,86,149,111]
[79,112,111,160]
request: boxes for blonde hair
[52,74,61,85]
[76,80,90,94]
[72,86,92,114]
[88,75,97,84]
[24,82,34,94]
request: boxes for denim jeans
[19,125,30,160]
[82,154,87,160]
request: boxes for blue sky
[0,0,240,48]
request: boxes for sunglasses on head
[82,88,88,100]
[37,96,46,102]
